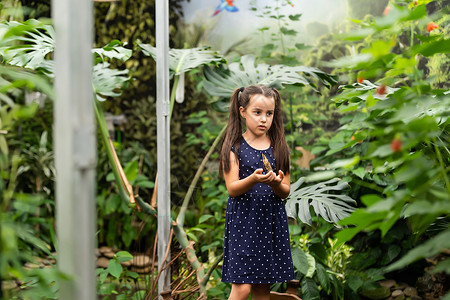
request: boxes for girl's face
[239,94,275,138]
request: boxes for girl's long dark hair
[220,85,290,175]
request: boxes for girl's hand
[252,169,283,185]
[252,168,273,183]
[268,170,284,187]
[250,169,290,199]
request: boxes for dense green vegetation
[0,0,449,299]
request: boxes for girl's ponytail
[220,88,243,175]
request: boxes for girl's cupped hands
[253,168,285,186]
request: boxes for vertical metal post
[52,0,96,299]
[156,0,171,297]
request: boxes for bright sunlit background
[180,0,347,52]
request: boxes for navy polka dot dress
[221,138,295,284]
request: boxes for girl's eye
[267,112,273,116]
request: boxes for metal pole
[156,0,171,297]
[52,0,96,299]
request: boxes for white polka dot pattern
[221,138,295,284]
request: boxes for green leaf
[336,210,387,244]
[311,146,327,155]
[203,55,337,97]
[92,62,130,101]
[309,243,327,263]
[123,160,139,184]
[280,27,297,36]
[115,251,133,263]
[98,282,116,295]
[431,259,450,275]
[405,4,426,20]
[373,5,409,30]
[16,224,51,255]
[258,26,270,32]
[92,40,132,63]
[331,275,345,299]
[366,94,378,108]
[346,275,363,292]
[135,180,155,189]
[1,20,55,71]
[186,232,198,242]
[289,223,302,235]
[403,200,450,217]
[385,245,401,264]
[301,277,320,300]
[289,14,302,21]
[325,53,372,68]
[286,177,356,225]
[365,40,393,59]
[412,39,450,57]
[352,167,366,179]
[295,43,311,50]
[305,253,316,278]
[199,214,213,224]
[105,194,121,215]
[107,259,123,279]
[327,156,360,169]
[315,263,330,292]
[0,20,131,103]
[125,271,139,280]
[339,28,375,41]
[360,194,382,207]
[291,247,309,275]
[385,228,450,272]
[98,268,109,283]
[304,171,336,182]
[137,43,225,76]
[369,144,393,158]
[0,135,8,155]
[0,65,55,100]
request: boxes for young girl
[220,85,294,299]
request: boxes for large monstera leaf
[0,19,130,102]
[285,177,356,226]
[92,63,130,101]
[137,43,225,77]
[0,19,55,75]
[203,55,338,97]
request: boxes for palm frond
[286,177,356,226]
[203,55,338,97]
[137,43,225,76]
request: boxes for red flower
[414,0,418,6]
[383,6,391,16]
[391,138,402,152]
[351,136,355,141]
[357,77,364,84]
[376,85,387,95]
[427,22,438,32]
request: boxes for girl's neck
[242,131,271,150]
